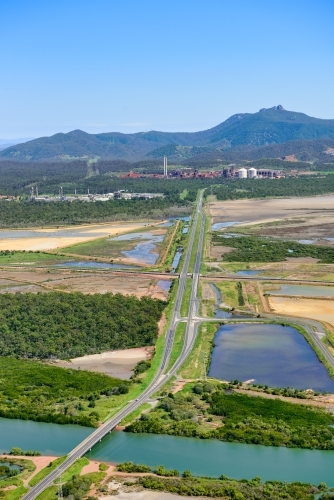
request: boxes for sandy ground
[0,270,171,300]
[209,194,334,226]
[108,492,208,500]
[268,296,334,327]
[53,347,154,379]
[0,222,151,252]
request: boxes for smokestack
[163,156,168,177]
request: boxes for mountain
[1,106,334,161]
[0,137,34,151]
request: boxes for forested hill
[2,106,334,161]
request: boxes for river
[0,418,333,485]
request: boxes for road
[22,193,206,500]
[21,191,334,500]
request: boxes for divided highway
[23,193,206,500]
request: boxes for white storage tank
[238,168,247,179]
[248,167,257,178]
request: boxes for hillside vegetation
[0,292,165,359]
[2,106,334,161]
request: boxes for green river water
[0,418,333,485]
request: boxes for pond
[208,323,334,392]
[110,232,164,265]
[236,270,263,276]
[209,284,247,319]
[157,280,172,292]
[267,284,334,297]
[171,247,183,273]
[212,222,242,231]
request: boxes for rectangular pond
[208,323,334,392]
[267,284,334,297]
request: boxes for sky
[1,0,334,139]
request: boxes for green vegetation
[61,458,89,482]
[0,292,165,358]
[28,458,66,487]
[211,175,334,202]
[237,282,245,306]
[0,197,190,227]
[167,323,186,371]
[116,462,151,473]
[35,486,57,500]
[213,281,239,309]
[0,357,131,426]
[0,251,65,266]
[8,448,40,457]
[126,384,334,450]
[180,279,192,317]
[139,474,325,500]
[133,360,151,377]
[212,234,334,263]
[0,458,35,500]
[180,323,217,379]
[188,212,202,273]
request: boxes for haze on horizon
[1,0,333,139]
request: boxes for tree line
[0,292,165,359]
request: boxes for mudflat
[209,194,334,226]
[54,347,153,379]
[269,296,334,327]
[0,222,152,252]
[0,269,171,300]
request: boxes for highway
[22,192,206,500]
[21,190,334,500]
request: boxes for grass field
[167,322,186,372]
[180,322,217,379]
[28,457,67,487]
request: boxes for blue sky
[1,0,334,138]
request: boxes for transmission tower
[57,475,63,500]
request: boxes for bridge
[22,190,334,499]
[23,192,206,500]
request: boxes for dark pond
[171,247,183,273]
[208,323,334,391]
[236,270,263,276]
[157,280,172,292]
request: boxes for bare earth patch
[268,296,334,328]
[0,222,152,252]
[0,270,170,299]
[53,347,154,379]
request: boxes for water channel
[1,418,333,486]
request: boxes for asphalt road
[22,193,206,500]
[21,192,334,500]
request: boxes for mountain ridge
[2,106,334,162]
